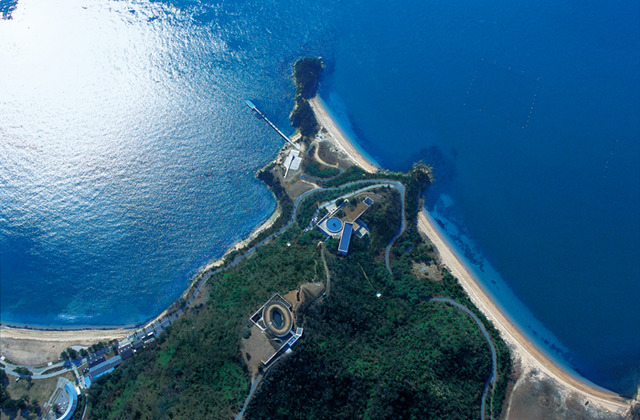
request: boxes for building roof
[283,150,302,175]
[118,344,133,360]
[338,222,354,255]
[325,217,343,233]
[345,198,373,223]
[89,355,122,381]
[59,382,78,420]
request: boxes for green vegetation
[303,145,341,179]
[290,98,318,138]
[1,368,47,419]
[84,58,510,418]
[12,367,31,379]
[87,227,321,419]
[245,185,510,419]
[70,393,86,420]
[85,165,511,418]
[292,57,323,100]
[289,57,324,139]
[303,159,341,179]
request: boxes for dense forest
[289,57,323,139]
[245,186,510,419]
[292,57,323,100]
[87,227,320,419]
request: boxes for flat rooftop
[338,222,353,255]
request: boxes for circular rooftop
[263,302,293,337]
[326,217,343,233]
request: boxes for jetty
[245,100,300,150]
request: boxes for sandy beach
[0,326,131,366]
[0,203,285,366]
[417,212,631,412]
[309,97,379,173]
[0,93,634,415]
[310,95,633,414]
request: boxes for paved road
[235,372,263,420]
[234,177,497,420]
[377,190,498,420]
[426,298,498,420]
[383,182,406,276]
[2,359,71,379]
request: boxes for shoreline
[1,93,634,413]
[0,205,282,346]
[308,96,379,173]
[417,212,631,410]
[308,95,632,412]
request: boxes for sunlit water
[1,0,638,395]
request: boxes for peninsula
[1,58,637,420]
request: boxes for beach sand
[0,327,130,366]
[0,184,286,366]
[0,93,634,415]
[309,97,379,173]
[310,95,633,415]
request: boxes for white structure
[283,150,303,178]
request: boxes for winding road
[3,176,498,420]
[425,298,498,420]
[373,182,497,419]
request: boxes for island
[1,58,637,420]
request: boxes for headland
[307,94,634,415]
[1,65,636,418]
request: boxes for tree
[14,367,32,378]
[289,99,319,138]
[293,57,324,99]
[30,399,40,414]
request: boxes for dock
[245,100,300,150]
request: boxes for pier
[245,100,300,149]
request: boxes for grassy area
[1,370,76,420]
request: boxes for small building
[317,196,374,256]
[131,339,144,350]
[250,294,294,341]
[337,222,353,256]
[88,355,122,382]
[46,378,78,420]
[249,294,303,366]
[117,343,133,360]
[59,382,78,420]
[283,149,302,178]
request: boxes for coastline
[0,204,283,359]
[308,96,379,173]
[0,91,634,413]
[308,95,632,413]
[416,212,631,410]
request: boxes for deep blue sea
[1,0,638,395]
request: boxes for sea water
[0,0,638,395]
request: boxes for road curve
[380,190,498,420]
[383,182,406,276]
[426,297,498,420]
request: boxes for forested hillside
[86,167,511,419]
